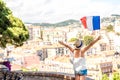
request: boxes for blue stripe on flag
[92,16,100,30]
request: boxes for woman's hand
[58,41,64,45]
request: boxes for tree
[113,72,120,80]
[83,35,93,46]
[68,37,77,42]
[105,24,114,32]
[0,0,29,48]
[102,74,109,80]
[116,32,120,36]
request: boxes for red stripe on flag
[80,17,87,28]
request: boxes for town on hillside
[0,15,120,80]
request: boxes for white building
[27,26,41,40]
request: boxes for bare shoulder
[81,48,85,54]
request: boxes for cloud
[4,0,120,23]
[44,0,52,4]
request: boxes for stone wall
[0,71,75,80]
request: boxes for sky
[4,0,120,23]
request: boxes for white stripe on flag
[86,16,93,30]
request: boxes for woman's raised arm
[58,41,74,52]
[82,35,101,54]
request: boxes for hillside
[25,14,120,27]
[26,19,80,27]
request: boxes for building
[27,26,41,40]
[38,44,68,59]
[42,29,66,43]
[22,54,41,69]
[86,56,113,80]
[99,62,113,75]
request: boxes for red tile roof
[23,55,40,68]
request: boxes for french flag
[80,16,100,31]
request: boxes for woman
[58,35,101,80]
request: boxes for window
[109,40,114,50]
[86,49,92,55]
[56,48,64,55]
[100,43,106,51]
[117,64,120,69]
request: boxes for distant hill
[101,14,120,23]
[111,14,120,17]
[26,19,80,27]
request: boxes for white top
[70,53,87,71]
[73,57,87,71]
